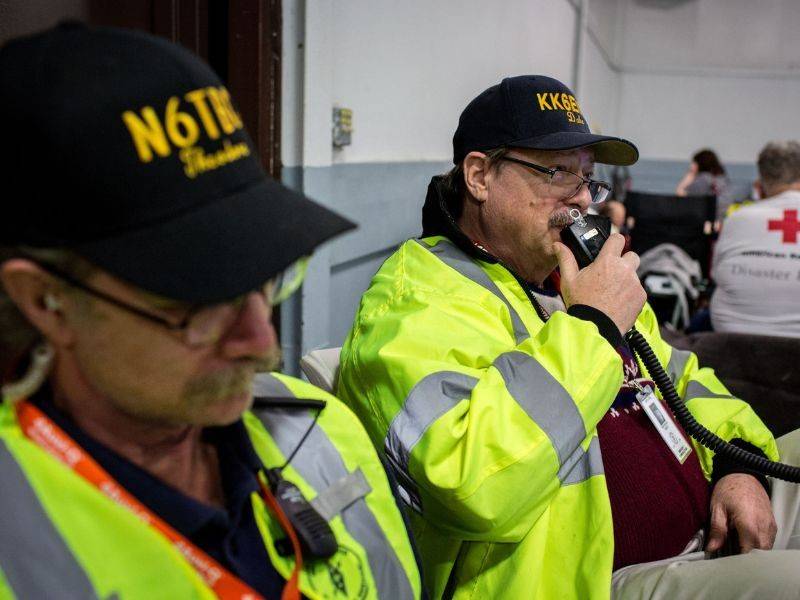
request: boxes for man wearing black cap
[338,75,800,598]
[0,24,421,599]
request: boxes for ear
[753,179,764,200]
[0,259,76,347]
[463,151,492,203]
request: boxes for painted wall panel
[586,0,621,63]
[328,0,578,164]
[617,72,800,163]
[325,161,451,265]
[612,0,800,164]
[581,26,620,137]
[629,159,756,198]
[617,0,800,72]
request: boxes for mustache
[252,345,283,373]
[548,210,574,229]
[182,346,283,406]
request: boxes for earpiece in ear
[44,294,62,312]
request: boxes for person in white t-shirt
[711,141,800,337]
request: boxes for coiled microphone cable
[625,328,800,483]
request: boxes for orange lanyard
[15,400,303,600]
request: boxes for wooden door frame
[227,0,282,179]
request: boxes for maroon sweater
[597,344,710,571]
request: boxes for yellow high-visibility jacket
[338,236,777,600]
[0,373,421,600]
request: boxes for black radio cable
[625,328,800,483]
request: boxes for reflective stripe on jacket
[338,236,778,600]
[0,373,421,600]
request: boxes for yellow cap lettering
[537,93,552,111]
[567,95,578,113]
[164,97,200,148]
[549,93,564,110]
[207,87,237,134]
[122,107,171,163]
[218,88,244,129]
[185,89,220,140]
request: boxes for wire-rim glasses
[32,257,309,348]
[500,156,612,204]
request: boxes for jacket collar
[421,174,498,264]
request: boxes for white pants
[612,429,800,599]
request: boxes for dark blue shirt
[31,389,287,599]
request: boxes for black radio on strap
[253,395,338,559]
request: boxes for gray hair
[757,141,800,188]
[441,147,510,218]
[0,246,95,380]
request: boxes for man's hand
[705,473,776,554]
[554,233,646,334]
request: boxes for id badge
[635,386,693,464]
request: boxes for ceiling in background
[588,0,800,75]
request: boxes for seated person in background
[711,141,800,338]
[677,148,733,220]
[596,198,626,234]
[0,24,420,599]
[594,165,630,234]
[337,74,800,599]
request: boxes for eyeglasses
[34,257,309,348]
[500,156,611,204]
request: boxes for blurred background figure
[611,164,633,204]
[598,199,627,233]
[676,149,734,220]
[710,140,800,338]
[595,164,632,234]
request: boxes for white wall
[582,39,619,136]
[283,0,597,168]
[282,0,633,169]
[618,71,800,162]
[581,0,621,136]
[612,0,800,163]
[586,0,621,63]
[328,0,579,164]
[617,0,800,72]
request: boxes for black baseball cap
[453,75,638,166]
[0,23,355,303]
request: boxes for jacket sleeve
[339,286,623,543]
[632,304,779,477]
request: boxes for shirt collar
[28,386,263,537]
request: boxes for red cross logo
[768,209,800,243]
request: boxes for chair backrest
[299,347,342,394]
[625,191,716,276]
[662,328,800,437]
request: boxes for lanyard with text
[14,400,303,600]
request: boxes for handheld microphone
[559,208,611,269]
